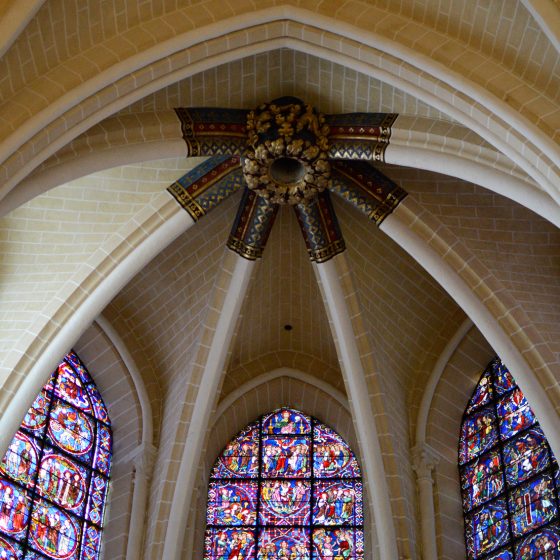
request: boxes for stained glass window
[0,351,112,560]
[205,408,364,559]
[459,358,560,559]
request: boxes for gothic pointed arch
[204,407,363,559]
[459,358,560,559]
[0,351,112,560]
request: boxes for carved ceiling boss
[168,97,407,262]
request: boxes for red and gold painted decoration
[167,156,245,222]
[169,98,406,262]
[326,112,397,161]
[174,108,248,157]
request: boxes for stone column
[126,443,157,560]
[412,443,439,560]
[314,257,399,560]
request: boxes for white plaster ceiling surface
[224,204,344,397]
[389,165,560,363]
[105,192,241,406]
[0,157,197,356]
[117,49,452,121]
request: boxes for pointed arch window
[204,408,364,559]
[459,358,560,559]
[0,351,112,560]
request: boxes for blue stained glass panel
[460,358,560,560]
[206,482,258,526]
[0,480,29,540]
[54,363,92,414]
[0,536,23,559]
[312,528,363,560]
[466,370,493,414]
[461,451,504,511]
[204,528,255,560]
[313,426,360,478]
[497,389,536,441]
[0,352,111,560]
[262,409,311,435]
[44,373,57,394]
[207,410,363,559]
[85,475,108,526]
[93,424,111,476]
[0,433,39,489]
[21,394,50,435]
[29,498,81,558]
[212,427,259,479]
[313,481,363,525]
[460,406,498,465]
[64,353,90,387]
[81,523,102,560]
[23,552,49,560]
[85,386,109,426]
[465,499,509,559]
[261,437,311,478]
[485,550,512,560]
[259,480,310,526]
[509,474,558,537]
[503,428,550,486]
[493,362,514,395]
[47,402,95,461]
[515,525,560,558]
[36,449,88,516]
[258,528,309,559]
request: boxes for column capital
[131,443,158,479]
[411,443,439,481]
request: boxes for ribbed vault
[0,3,559,560]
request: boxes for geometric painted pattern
[459,358,560,560]
[293,190,346,263]
[167,156,244,222]
[326,112,397,162]
[170,100,406,262]
[227,189,279,261]
[175,107,247,157]
[330,160,407,225]
[0,351,111,560]
[205,408,363,560]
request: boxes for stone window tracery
[460,358,560,559]
[204,408,363,559]
[0,351,112,560]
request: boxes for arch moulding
[1,8,559,206]
[6,110,558,227]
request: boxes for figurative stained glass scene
[205,408,363,559]
[0,351,112,560]
[459,358,560,559]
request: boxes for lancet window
[460,358,560,559]
[0,351,112,560]
[204,408,363,559]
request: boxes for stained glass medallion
[460,358,560,560]
[205,408,363,560]
[466,370,494,414]
[212,426,259,479]
[515,525,560,558]
[0,352,111,560]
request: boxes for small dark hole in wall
[283,324,293,331]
